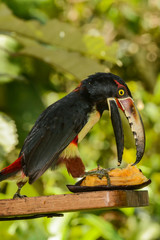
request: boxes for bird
[0,72,145,198]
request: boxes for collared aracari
[0,72,145,198]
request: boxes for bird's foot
[13,193,27,199]
[84,168,115,186]
[13,184,27,199]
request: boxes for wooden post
[0,190,149,220]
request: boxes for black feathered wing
[20,92,91,184]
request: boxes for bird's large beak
[107,97,145,166]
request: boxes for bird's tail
[0,156,23,182]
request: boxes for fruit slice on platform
[67,165,151,193]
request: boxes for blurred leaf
[0,35,20,83]
[80,214,124,240]
[2,0,61,22]
[97,0,114,12]
[84,35,118,63]
[0,4,85,52]
[81,227,101,240]
[40,19,86,52]
[0,4,107,79]
[16,36,106,80]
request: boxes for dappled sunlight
[0,113,18,160]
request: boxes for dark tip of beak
[132,152,144,166]
[109,99,124,165]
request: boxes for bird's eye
[118,89,125,96]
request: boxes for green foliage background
[0,0,159,239]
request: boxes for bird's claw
[13,185,27,199]
[13,193,27,199]
[84,168,115,187]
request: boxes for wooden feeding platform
[0,190,149,220]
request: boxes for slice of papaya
[67,165,151,193]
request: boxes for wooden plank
[0,190,149,219]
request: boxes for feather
[20,91,92,183]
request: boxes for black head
[81,72,132,104]
[79,72,145,167]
